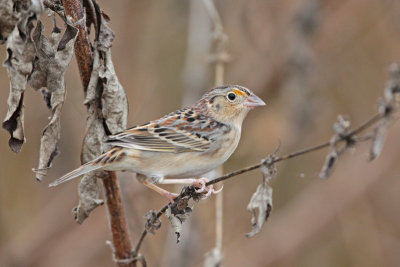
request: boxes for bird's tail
[49,147,126,187]
[49,161,103,187]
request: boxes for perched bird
[50,85,265,200]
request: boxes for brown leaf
[73,173,104,224]
[319,148,338,179]
[144,210,162,234]
[74,102,107,222]
[75,46,127,223]
[30,21,78,181]
[91,0,115,52]
[370,119,388,161]
[100,50,128,134]
[165,198,193,243]
[246,183,273,238]
[0,0,43,43]
[246,156,275,238]
[2,23,36,153]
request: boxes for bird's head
[196,85,266,125]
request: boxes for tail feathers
[49,162,103,187]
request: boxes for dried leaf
[29,21,78,181]
[73,173,104,224]
[319,149,338,179]
[144,210,162,234]
[319,115,354,179]
[165,198,193,243]
[2,22,36,153]
[370,121,387,161]
[246,183,273,238]
[384,63,400,105]
[91,0,115,52]
[333,115,351,136]
[75,46,127,222]
[0,0,43,43]
[74,101,107,222]
[246,156,275,238]
[204,248,223,267]
[100,50,128,134]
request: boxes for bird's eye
[227,92,236,101]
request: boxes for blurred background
[1,0,400,266]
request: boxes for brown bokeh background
[1,0,400,266]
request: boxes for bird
[49,85,266,200]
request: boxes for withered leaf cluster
[2,0,127,224]
[30,21,78,181]
[74,2,127,223]
[2,0,78,179]
[2,0,43,153]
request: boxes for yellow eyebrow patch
[233,89,246,96]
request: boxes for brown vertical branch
[103,172,135,266]
[62,0,134,266]
[62,0,93,90]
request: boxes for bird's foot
[192,177,223,199]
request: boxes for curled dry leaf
[333,115,351,137]
[369,63,400,161]
[99,50,128,134]
[73,172,104,224]
[144,210,162,234]
[319,148,338,179]
[2,0,42,153]
[385,63,400,105]
[91,0,115,52]
[246,156,275,238]
[319,115,353,179]
[75,39,127,222]
[29,21,78,181]
[165,198,193,243]
[0,0,43,43]
[369,121,387,161]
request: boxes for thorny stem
[62,0,134,266]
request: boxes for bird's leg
[160,178,223,199]
[141,180,178,202]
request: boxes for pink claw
[192,178,224,200]
[193,177,208,193]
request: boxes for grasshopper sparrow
[50,85,265,199]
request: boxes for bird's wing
[106,109,224,153]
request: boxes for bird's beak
[244,93,266,107]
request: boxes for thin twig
[134,205,168,256]
[132,109,389,256]
[207,112,384,186]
